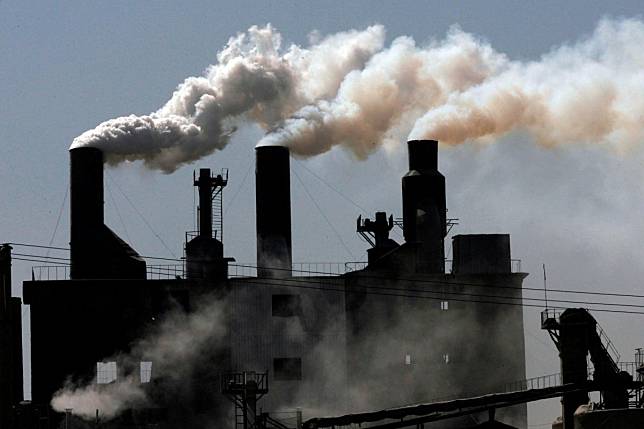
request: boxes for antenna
[543,263,549,309]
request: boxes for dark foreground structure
[9,140,532,428]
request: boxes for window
[405,354,412,365]
[140,361,152,383]
[442,354,450,364]
[96,362,117,384]
[440,301,449,311]
[273,358,302,380]
[272,294,301,317]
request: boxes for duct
[255,146,292,278]
[69,147,146,279]
[401,140,446,273]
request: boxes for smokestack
[70,148,104,279]
[401,140,446,273]
[0,245,23,428]
[69,147,146,279]
[255,146,292,278]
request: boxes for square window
[140,361,152,384]
[273,358,302,380]
[97,362,117,384]
[440,301,449,311]
[272,294,301,317]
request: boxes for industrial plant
[1,139,643,429]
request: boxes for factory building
[15,139,528,428]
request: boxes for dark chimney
[401,140,446,273]
[255,146,292,278]
[0,245,23,428]
[69,147,146,279]
[70,147,104,278]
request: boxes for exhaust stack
[401,140,446,273]
[69,147,146,279]
[255,146,292,278]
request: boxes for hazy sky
[2,1,644,426]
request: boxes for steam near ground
[50,296,228,421]
[71,18,644,172]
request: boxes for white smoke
[71,24,385,172]
[73,18,644,171]
[265,18,644,156]
[50,296,229,420]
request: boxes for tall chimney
[401,140,446,273]
[70,147,105,279]
[255,146,292,278]
[69,147,146,279]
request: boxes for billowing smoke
[72,18,644,171]
[264,17,644,155]
[50,296,229,422]
[71,24,385,172]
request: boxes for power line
[45,184,68,256]
[9,241,644,303]
[9,249,644,314]
[12,257,70,266]
[105,176,132,244]
[234,262,644,301]
[294,159,370,214]
[10,241,644,306]
[7,243,69,251]
[106,172,177,259]
[227,274,644,316]
[292,167,357,260]
[226,267,644,311]
[12,253,69,261]
[11,252,644,310]
[225,161,253,215]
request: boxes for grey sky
[2,1,643,426]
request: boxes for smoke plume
[50,295,229,422]
[72,18,644,171]
[71,25,385,172]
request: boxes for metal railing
[147,264,185,279]
[444,259,522,274]
[228,262,369,279]
[596,321,621,363]
[503,372,564,392]
[32,265,71,280]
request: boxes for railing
[228,262,369,279]
[444,259,523,274]
[541,308,561,329]
[228,264,258,278]
[503,372,563,392]
[596,321,621,363]
[31,265,71,280]
[221,371,268,394]
[147,264,185,280]
[265,410,301,429]
[511,259,522,272]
